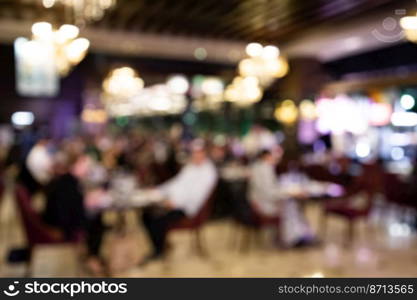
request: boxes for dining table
[85,170,166,231]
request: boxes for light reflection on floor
[1,188,416,278]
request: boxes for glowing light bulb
[57,24,79,41]
[299,99,317,120]
[262,45,280,59]
[167,75,189,94]
[274,100,298,125]
[32,22,53,40]
[400,16,417,30]
[65,38,89,64]
[201,77,223,96]
[42,0,56,8]
[245,42,263,57]
[400,94,415,110]
[355,141,371,158]
[11,111,35,126]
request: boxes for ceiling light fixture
[42,0,117,25]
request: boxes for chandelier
[400,15,417,42]
[102,68,191,117]
[274,99,298,125]
[239,43,289,87]
[224,76,263,107]
[102,67,144,103]
[224,42,289,108]
[33,22,89,76]
[15,22,89,76]
[101,66,145,116]
[42,0,117,24]
[192,76,225,111]
[14,21,89,96]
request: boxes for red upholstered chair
[235,202,281,253]
[167,184,218,256]
[226,178,280,252]
[251,202,281,227]
[14,184,83,275]
[321,182,374,244]
[303,164,353,186]
[15,184,64,246]
[383,173,409,206]
[381,173,415,228]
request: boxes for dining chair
[236,203,281,253]
[321,181,374,245]
[383,173,410,206]
[166,183,218,257]
[227,179,280,252]
[381,172,415,227]
[14,184,83,276]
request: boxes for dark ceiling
[0,0,416,125]
[0,0,411,44]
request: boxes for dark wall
[324,42,417,79]
[0,44,84,132]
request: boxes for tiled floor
[1,185,417,278]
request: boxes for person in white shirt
[249,150,315,247]
[249,150,283,217]
[141,140,217,261]
[26,139,53,185]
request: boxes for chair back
[14,184,58,246]
[228,180,258,225]
[190,182,218,227]
[331,178,375,215]
[382,173,409,205]
[304,164,352,186]
[170,182,218,230]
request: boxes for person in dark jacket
[43,153,106,275]
[43,153,86,241]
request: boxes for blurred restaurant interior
[0,0,417,277]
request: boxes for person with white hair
[141,139,218,262]
[249,149,315,248]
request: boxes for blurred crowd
[0,123,416,275]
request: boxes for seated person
[141,140,217,263]
[17,138,53,195]
[249,149,283,217]
[44,153,106,275]
[43,153,86,241]
[249,149,314,247]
